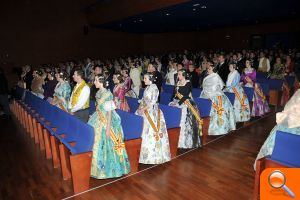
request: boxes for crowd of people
[4,48,300,179]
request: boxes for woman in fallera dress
[254,86,300,169]
[240,59,270,117]
[121,68,137,98]
[169,69,202,148]
[135,73,171,164]
[88,76,130,179]
[224,63,251,122]
[51,71,71,112]
[112,73,130,112]
[200,62,236,135]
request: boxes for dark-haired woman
[88,75,130,179]
[121,68,137,98]
[43,71,58,100]
[169,69,202,148]
[200,62,236,135]
[136,73,171,164]
[112,73,130,112]
[51,71,71,111]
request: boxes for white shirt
[69,83,90,113]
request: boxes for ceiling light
[193,8,196,11]
[139,19,143,22]
[193,3,200,7]
[133,20,137,23]
[166,13,170,16]
[201,5,207,9]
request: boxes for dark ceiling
[92,0,300,33]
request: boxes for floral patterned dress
[135,84,171,164]
[113,84,130,112]
[88,88,130,179]
[52,81,71,112]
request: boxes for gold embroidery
[211,96,225,125]
[232,87,247,111]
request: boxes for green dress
[88,88,130,179]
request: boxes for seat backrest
[243,87,254,102]
[192,88,202,99]
[159,104,181,129]
[162,84,175,94]
[271,131,300,167]
[258,83,269,97]
[268,79,283,90]
[285,75,295,87]
[71,122,94,154]
[126,97,139,113]
[224,92,235,105]
[194,98,212,118]
[160,92,173,105]
[116,109,143,140]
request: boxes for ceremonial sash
[53,96,68,112]
[211,96,225,125]
[232,87,247,111]
[144,108,162,141]
[96,107,125,162]
[70,81,89,109]
[175,93,203,127]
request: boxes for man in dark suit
[216,54,229,83]
[236,52,246,73]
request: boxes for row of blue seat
[22,90,94,155]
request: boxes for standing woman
[169,69,202,148]
[51,71,71,112]
[112,73,130,112]
[43,71,58,101]
[121,68,136,98]
[88,76,130,179]
[241,59,270,117]
[135,73,171,164]
[130,62,141,98]
[224,63,251,122]
[200,62,236,135]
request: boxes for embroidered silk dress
[124,76,137,98]
[200,73,236,135]
[169,81,202,148]
[254,89,300,169]
[113,84,130,112]
[88,88,130,179]
[52,81,71,111]
[241,68,270,117]
[135,84,171,164]
[224,70,250,122]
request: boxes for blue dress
[200,73,236,135]
[88,88,130,179]
[224,70,251,122]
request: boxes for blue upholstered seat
[159,104,181,129]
